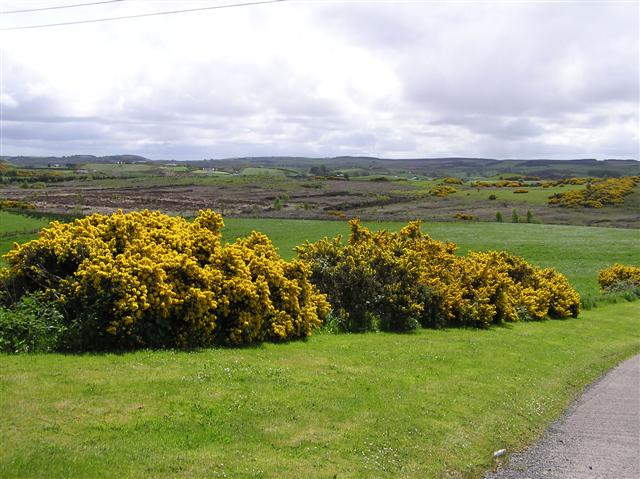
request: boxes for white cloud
[0,0,637,160]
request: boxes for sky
[0,0,638,161]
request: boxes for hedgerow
[0,210,329,350]
[297,220,580,332]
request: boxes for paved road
[486,355,640,479]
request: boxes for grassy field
[449,184,585,205]
[0,212,52,261]
[1,301,638,478]
[0,211,52,235]
[240,167,290,177]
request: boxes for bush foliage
[296,220,580,332]
[548,176,638,208]
[598,264,640,292]
[0,210,329,350]
[429,186,457,197]
[0,293,66,353]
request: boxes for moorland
[1,155,639,227]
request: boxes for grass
[222,217,640,297]
[240,167,289,177]
[450,184,585,205]
[84,174,300,190]
[0,211,51,235]
[0,212,53,261]
[1,301,638,478]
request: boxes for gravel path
[486,355,640,479]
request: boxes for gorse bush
[297,220,580,332]
[429,186,457,197]
[295,220,431,332]
[548,176,638,208]
[0,210,329,350]
[598,264,640,292]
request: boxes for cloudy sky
[0,0,638,160]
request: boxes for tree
[511,209,519,223]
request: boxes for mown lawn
[1,301,639,478]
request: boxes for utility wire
[0,0,126,15]
[0,0,287,31]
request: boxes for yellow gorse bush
[297,219,580,331]
[0,210,329,349]
[548,176,638,208]
[430,186,457,198]
[598,264,640,291]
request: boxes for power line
[0,0,287,31]
[0,0,126,15]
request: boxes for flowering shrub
[0,210,329,350]
[598,264,640,292]
[442,177,463,185]
[297,220,580,331]
[548,176,638,208]
[430,186,457,197]
[295,221,427,332]
[0,199,35,210]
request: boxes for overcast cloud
[0,0,638,160]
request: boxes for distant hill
[189,156,640,178]
[2,154,638,178]
[1,154,151,168]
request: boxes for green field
[0,211,52,235]
[240,167,290,177]
[1,302,638,478]
[0,212,53,261]
[84,162,161,174]
[449,184,585,205]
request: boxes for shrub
[548,176,638,208]
[513,189,529,194]
[0,210,329,350]
[0,293,66,353]
[495,211,503,222]
[526,210,534,223]
[0,199,35,210]
[442,177,463,185]
[296,220,426,332]
[598,264,640,292]
[488,194,497,200]
[430,186,457,197]
[454,213,474,220]
[297,220,580,331]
